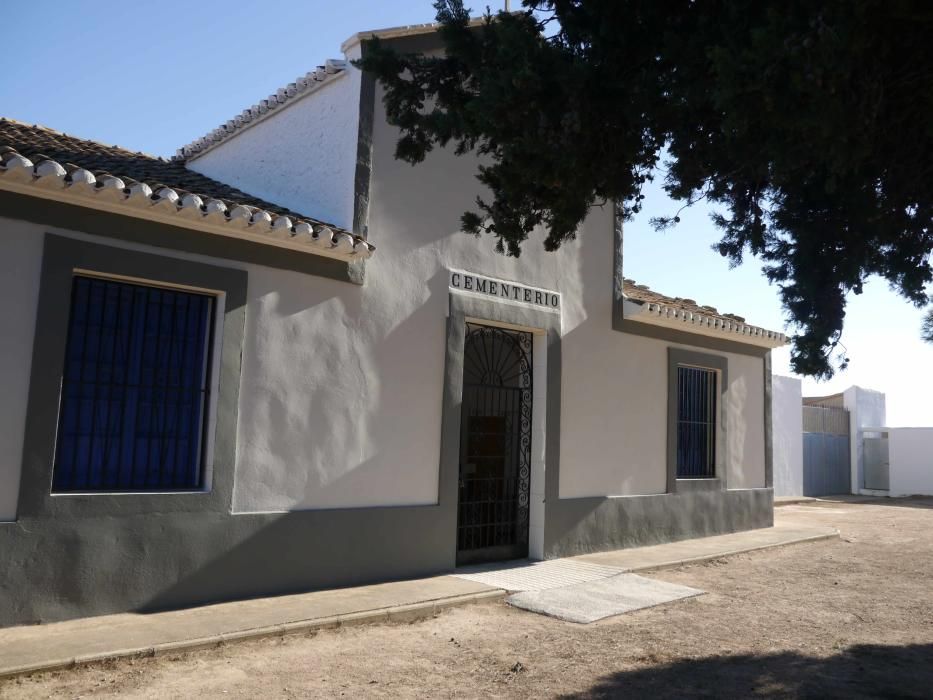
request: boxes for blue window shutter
[53,276,214,492]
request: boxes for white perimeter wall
[771,375,803,497]
[0,218,43,520]
[888,428,933,496]
[187,55,362,231]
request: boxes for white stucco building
[0,22,786,626]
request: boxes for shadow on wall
[564,644,932,699]
[232,260,453,512]
[135,505,454,617]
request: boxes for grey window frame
[16,234,246,518]
[667,348,728,493]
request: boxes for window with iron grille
[52,275,215,492]
[676,365,718,478]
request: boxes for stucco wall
[0,85,769,517]
[771,375,804,497]
[226,81,768,510]
[559,326,767,497]
[0,215,466,513]
[0,217,43,521]
[187,57,362,231]
[229,79,594,511]
[888,428,933,496]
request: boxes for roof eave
[0,161,373,263]
[622,297,788,350]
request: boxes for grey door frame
[441,290,561,564]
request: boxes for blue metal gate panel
[803,433,850,496]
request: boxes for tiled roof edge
[0,148,373,261]
[625,295,786,345]
[174,59,349,162]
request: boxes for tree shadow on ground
[563,643,931,699]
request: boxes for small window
[52,275,215,492]
[676,365,717,478]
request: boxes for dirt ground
[3,498,932,699]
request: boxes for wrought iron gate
[456,323,532,565]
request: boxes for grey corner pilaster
[611,201,625,331]
[764,351,774,489]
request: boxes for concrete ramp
[507,574,704,624]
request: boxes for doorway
[456,323,533,565]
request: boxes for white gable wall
[186,50,362,231]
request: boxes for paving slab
[507,574,704,624]
[572,523,838,571]
[0,575,502,679]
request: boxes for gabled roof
[0,118,372,261]
[623,278,787,348]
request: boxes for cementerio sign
[449,270,560,310]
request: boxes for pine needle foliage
[358,0,933,378]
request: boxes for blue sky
[3,1,930,424]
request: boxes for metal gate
[802,405,851,496]
[863,430,890,491]
[456,323,532,565]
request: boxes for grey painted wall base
[544,488,774,559]
[0,505,454,627]
[0,488,773,627]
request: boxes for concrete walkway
[774,495,819,506]
[574,522,837,571]
[0,577,503,678]
[0,520,837,679]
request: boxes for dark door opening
[456,323,533,566]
